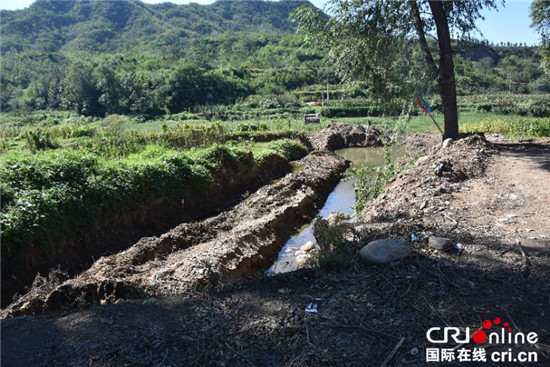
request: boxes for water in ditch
[266,146,406,274]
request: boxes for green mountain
[0,0,546,117]
[0,0,331,115]
[1,0,313,54]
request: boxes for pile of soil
[309,123,384,151]
[2,133,549,367]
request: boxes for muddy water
[267,146,405,274]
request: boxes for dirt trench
[3,151,348,317]
[1,152,293,308]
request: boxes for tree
[294,0,499,139]
[530,0,550,73]
[62,61,102,116]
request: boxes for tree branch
[409,0,438,79]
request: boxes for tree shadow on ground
[1,224,549,367]
[492,141,550,173]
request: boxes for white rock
[359,239,411,265]
[442,138,453,149]
[301,241,315,252]
[326,212,351,227]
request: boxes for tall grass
[461,117,550,137]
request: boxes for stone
[428,236,453,251]
[300,241,315,252]
[326,212,351,227]
[442,138,453,149]
[359,239,411,265]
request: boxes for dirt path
[452,140,550,255]
[1,135,549,367]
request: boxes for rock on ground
[300,241,315,252]
[326,212,351,227]
[428,236,453,251]
[359,239,412,265]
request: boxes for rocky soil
[1,128,549,367]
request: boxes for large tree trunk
[428,1,459,140]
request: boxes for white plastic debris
[305,298,322,314]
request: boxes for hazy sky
[0,0,541,46]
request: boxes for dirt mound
[359,133,496,225]
[3,151,348,317]
[401,131,441,156]
[310,123,384,151]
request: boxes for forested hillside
[1,0,548,117]
[1,0,308,53]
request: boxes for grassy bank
[0,139,307,262]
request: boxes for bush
[22,130,59,150]
[0,140,307,262]
[0,147,214,259]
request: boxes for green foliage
[461,117,550,137]
[0,0,326,116]
[458,94,550,117]
[0,0,310,54]
[249,139,308,162]
[344,147,399,215]
[530,0,550,73]
[293,3,431,112]
[0,138,303,262]
[0,147,212,256]
[0,0,547,119]
[312,217,356,268]
[22,130,59,150]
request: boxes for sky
[0,0,541,46]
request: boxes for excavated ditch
[1,152,293,308]
[3,151,348,317]
[268,146,407,273]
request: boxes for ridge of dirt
[2,151,348,317]
[358,133,495,225]
[1,133,549,367]
[309,123,384,151]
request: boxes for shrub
[344,147,402,215]
[22,130,59,150]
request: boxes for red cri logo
[472,317,512,344]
